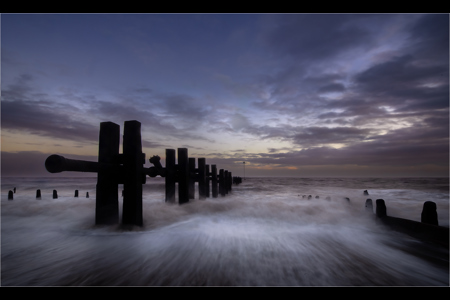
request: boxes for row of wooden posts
[44,120,241,227]
[7,189,90,200]
[365,198,448,247]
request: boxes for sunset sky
[1,14,449,177]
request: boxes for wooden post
[205,164,210,198]
[8,190,13,200]
[74,190,79,197]
[53,190,58,199]
[36,189,41,199]
[189,158,196,199]
[421,201,438,226]
[198,158,206,199]
[178,148,189,204]
[165,149,176,203]
[219,169,225,196]
[228,172,232,191]
[376,199,386,218]
[95,121,120,225]
[224,170,229,194]
[122,120,144,226]
[211,165,218,198]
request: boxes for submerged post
[122,120,144,226]
[421,201,438,226]
[376,199,386,218]
[365,199,373,213]
[178,148,189,204]
[95,121,120,225]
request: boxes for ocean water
[1,176,449,286]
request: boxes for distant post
[178,148,189,204]
[211,165,218,198]
[219,169,225,196]
[165,149,176,203]
[205,164,210,197]
[189,158,196,199]
[198,158,206,199]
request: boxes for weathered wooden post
[45,120,152,226]
[95,121,120,225]
[8,190,13,200]
[189,158,196,199]
[198,158,206,199]
[376,199,387,218]
[165,149,176,203]
[74,190,79,197]
[205,164,210,197]
[36,189,41,199]
[122,120,144,226]
[224,170,229,194]
[53,190,58,199]
[211,165,218,198]
[178,148,189,204]
[421,201,438,226]
[219,169,225,196]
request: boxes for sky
[1,13,449,177]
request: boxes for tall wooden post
[224,170,229,194]
[95,121,120,225]
[219,169,225,196]
[178,148,189,204]
[205,164,210,198]
[198,158,206,199]
[189,158,196,199]
[211,165,218,198]
[122,120,144,226]
[165,149,176,203]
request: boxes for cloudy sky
[1,14,449,177]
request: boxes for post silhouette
[164,149,176,203]
[189,158,196,199]
[198,158,206,199]
[178,148,189,204]
[45,120,148,226]
[122,121,144,226]
[211,165,218,198]
[95,121,120,225]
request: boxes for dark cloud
[1,76,99,143]
[263,14,381,63]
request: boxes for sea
[1,176,449,286]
